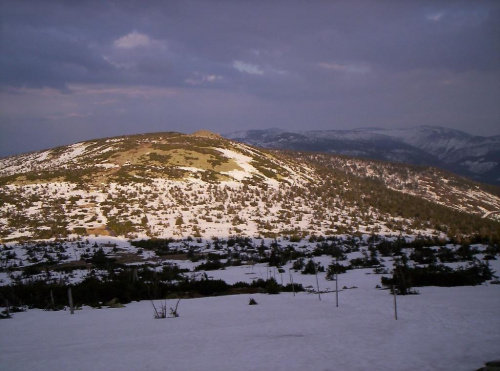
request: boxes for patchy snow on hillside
[217,147,257,181]
[56,142,89,163]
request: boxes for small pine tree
[175,216,184,226]
[302,259,324,275]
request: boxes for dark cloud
[1,0,499,156]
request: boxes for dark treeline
[0,271,303,310]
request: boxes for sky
[1,0,499,157]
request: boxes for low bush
[326,263,347,280]
[301,259,324,275]
[194,260,225,271]
[382,260,496,292]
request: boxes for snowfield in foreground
[1,284,499,371]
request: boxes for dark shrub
[194,279,229,296]
[326,263,347,280]
[194,260,225,271]
[302,259,324,274]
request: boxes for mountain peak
[191,130,222,139]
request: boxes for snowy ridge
[313,155,500,218]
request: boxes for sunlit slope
[0,131,499,242]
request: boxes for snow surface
[1,275,499,370]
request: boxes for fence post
[314,259,321,301]
[290,270,295,297]
[68,287,74,315]
[335,257,339,308]
[335,271,339,308]
[393,285,398,320]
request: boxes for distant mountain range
[225,126,500,186]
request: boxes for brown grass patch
[86,225,115,237]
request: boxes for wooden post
[335,257,339,308]
[314,260,321,301]
[290,270,295,297]
[50,290,55,309]
[335,271,339,308]
[393,285,398,320]
[68,287,74,315]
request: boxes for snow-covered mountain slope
[0,131,499,242]
[361,126,500,183]
[225,126,500,185]
[360,126,476,159]
[299,153,500,220]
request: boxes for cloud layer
[1,0,499,156]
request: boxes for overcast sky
[1,0,499,156]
